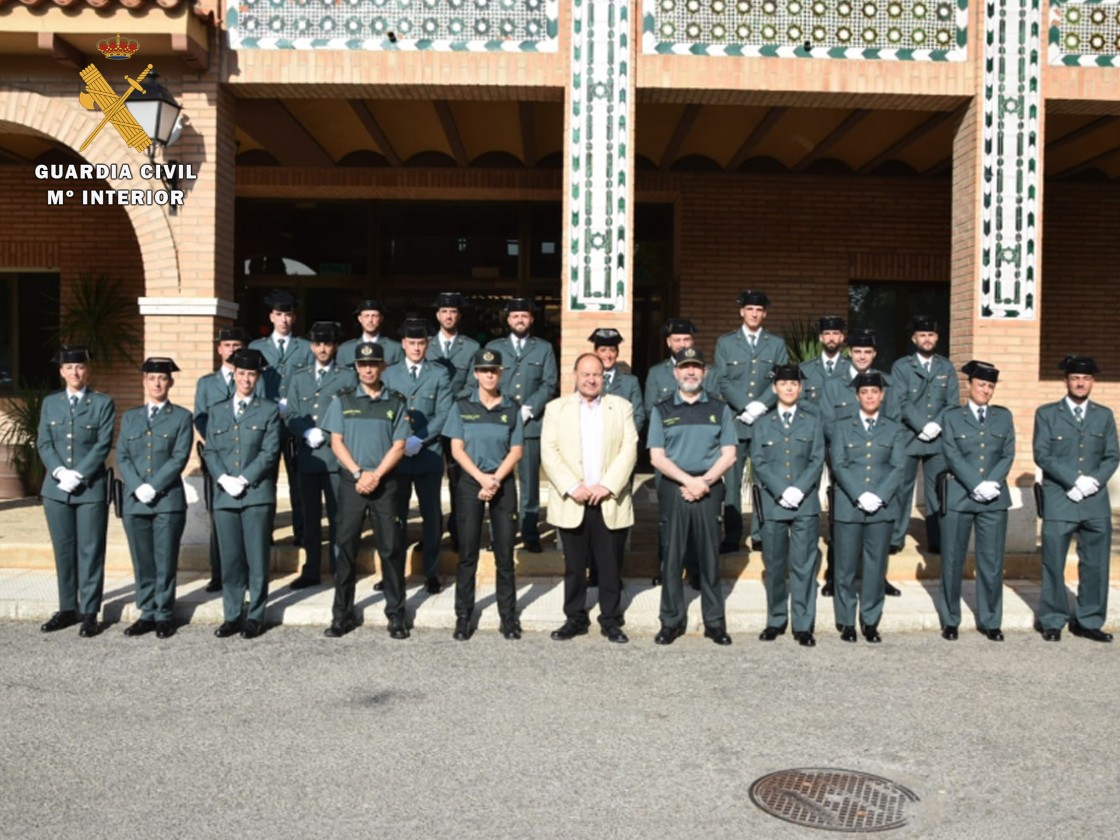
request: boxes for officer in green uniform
[1033,355,1119,643]
[382,318,454,594]
[337,298,404,370]
[886,316,958,554]
[322,342,409,638]
[285,321,356,589]
[484,298,558,553]
[194,326,261,592]
[643,318,700,425]
[798,316,848,412]
[202,348,281,640]
[714,290,789,554]
[750,364,826,647]
[937,361,1014,642]
[591,328,645,433]
[426,292,481,552]
[445,349,525,641]
[117,358,193,639]
[648,348,738,646]
[250,289,313,547]
[830,372,908,644]
[37,345,115,638]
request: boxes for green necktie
[1074,405,1083,424]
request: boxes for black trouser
[455,474,518,621]
[333,475,403,624]
[442,438,461,546]
[560,505,624,630]
[395,470,443,578]
[658,478,726,628]
[518,436,541,541]
[297,470,339,577]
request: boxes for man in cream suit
[541,353,638,643]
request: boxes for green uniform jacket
[829,414,908,523]
[426,333,481,398]
[484,335,558,439]
[38,389,115,505]
[816,366,891,435]
[116,403,193,515]
[381,360,454,474]
[940,404,1015,512]
[713,328,789,441]
[285,363,357,474]
[750,408,826,521]
[1033,399,1120,522]
[337,336,404,370]
[202,397,281,510]
[605,368,645,433]
[250,335,314,402]
[885,354,960,456]
[643,360,678,424]
[799,355,850,411]
[193,368,264,438]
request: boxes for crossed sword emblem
[78,63,153,153]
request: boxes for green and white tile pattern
[1048,0,1120,66]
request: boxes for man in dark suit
[37,346,115,638]
[1033,355,1119,642]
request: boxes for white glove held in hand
[971,480,1000,502]
[779,487,805,509]
[134,483,157,504]
[54,468,82,493]
[404,436,423,457]
[857,492,883,513]
[1074,475,1100,497]
[1066,486,1085,503]
[746,401,768,420]
[520,405,534,423]
[218,474,248,498]
[917,422,942,442]
[304,427,326,449]
[277,398,288,418]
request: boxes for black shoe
[388,614,410,640]
[40,610,79,633]
[840,625,858,643]
[289,573,321,590]
[750,539,764,552]
[884,581,902,597]
[650,576,662,586]
[240,620,263,639]
[324,619,354,638]
[123,619,157,637]
[1070,619,1113,643]
[215,620,242,638]
[758,624,787,642]
[78,615,100,638]
[155,621,176,639]
[793,631,816,647]
[821,580,834,597]
[889,544,904,555]
[205,578,222,593]
[654,624,685,645]
[719,540,738,554]
[551,620,589,641]
[453,617,471,641]
[978,627,1004,642]
[941,625,959,641]
[425,577,443,595]
[602,626,629,644]
[500,617,522,640]
[372,579,385,592]
[686,573,701,592]
[704,625,732,646]
[1041,627,1062,642]
[861,622,881,643]
[523,538,544,553]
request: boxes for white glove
[304,427,326,449]
[134,483,157,504]
[54,468,82,493]
[779,487,805,509]
[1066,486,1085,503]
[917,421,942,442]
[1074,475,1100,497]
[737,409,755,425]
[520,405,534,423]
[218,474,247,498]
[857,492,883,513]
[746,401,768,420]
[404,435,423,457]
[971,480,1000,502]
[277,398,288,418]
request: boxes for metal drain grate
[749,768,919,832]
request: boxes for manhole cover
[749,768,919,832]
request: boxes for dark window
[848,281,950,370]
[0,272,61,392]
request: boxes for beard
[679,379,703,395]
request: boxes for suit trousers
[214,504,274,624]
[1039,517,1112,631]
[658,478,726,628]
[560,505,624,630]
[333,476,404,624]
[395,469,444,578]
[938,508,1007,630]
[207,514,222,583]
[517,436,542,540]
[833,520,891,628]
[454,474,518,620]
[123,511,186,622]
[297,470,340,576]
[43,498,108,616]
[442,439,462,544]
[760,515,821,633]
[891,453,943,551]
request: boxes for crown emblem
[483,351,494,361]
[97,34,139,60]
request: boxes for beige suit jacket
[541,392,638,531]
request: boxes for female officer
[444,349,524,641]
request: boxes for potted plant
[0,383,51,496]
[54,272,142,367]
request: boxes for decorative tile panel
[1048,0,1120,66]
[227,0,558,52]
[642,0,967,60]
[568,0,630,312]
[980,0,1040,319]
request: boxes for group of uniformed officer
[31,287,1117,647]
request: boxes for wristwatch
[352,469,362,480]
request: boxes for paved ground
[0,620,1117,840]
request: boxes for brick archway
[0,88,180,294]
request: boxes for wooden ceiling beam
[519,102,537,168]
[793,109,870,173]
[1046,116,1116,153]
[435,100,469,168]
[725,107,787,172]
[857,107,963,175]
[36,33,87,71]
[347,100,401,166]
[236,100,334,167]
[659,103,702,170]
[170,33,209,73]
